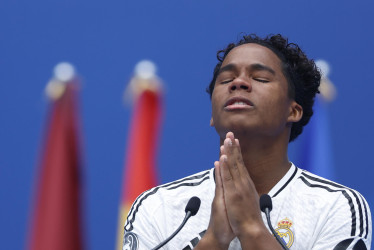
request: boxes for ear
[210,117,214,127]
[287,101,303,123]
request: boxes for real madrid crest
[275,218,294,248]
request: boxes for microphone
[152,196,201,250]
[259,194,289,250]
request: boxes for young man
[123,34,372,249]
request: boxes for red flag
[116,85,163,250]
[28,81,84,250]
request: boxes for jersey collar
[268,163,298,198]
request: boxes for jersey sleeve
[122,190,163,250]
[312,190,372,250]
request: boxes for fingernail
[225,138,232,147]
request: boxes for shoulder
[152,168,213,200]
[295,168,372,246]
[296,169,369,208]
[296,169,370,218]
[124,168,214,232]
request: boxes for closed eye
[254,78,270,83]
[221,79,233,84]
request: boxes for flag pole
[28,62,84,250]
[116,60,163,250]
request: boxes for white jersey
[123,164,372,249]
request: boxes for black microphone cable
[259,194,289,250]
[152,196,201,250]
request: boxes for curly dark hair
[206,34,321,142]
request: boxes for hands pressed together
[195,132,282,250]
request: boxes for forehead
[222,43,283,72]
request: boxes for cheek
[211,98,220,121]
[211,89,222,114]
[261,93,290,120]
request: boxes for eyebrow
[217,64,236,76]
[217,63,276,76]
[250,63,276,75]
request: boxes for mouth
[224,96,254,110]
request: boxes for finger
[213,162,226,218]
[224,137,241,180]
[223,137,233,154]
[219,154,236,191]
[233,138,249,178]
[226,131,235,141]
[214,160,220,168]
[214,161,223,196]
[220,145,224,155]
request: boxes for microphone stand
[151,211,193,250]
[260,194,289,250]
[263,207,289,250]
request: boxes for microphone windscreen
[259,194,273,212]
[185,196,201,216]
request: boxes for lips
[224,96,254,110]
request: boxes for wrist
[237,223,283,249]
[196,229,230,250]
[237,222,268,242]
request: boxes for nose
[229,77,251,92]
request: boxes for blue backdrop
[1,1,373,249]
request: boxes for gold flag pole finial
[45,62,76,100]
[123,60,163,105]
